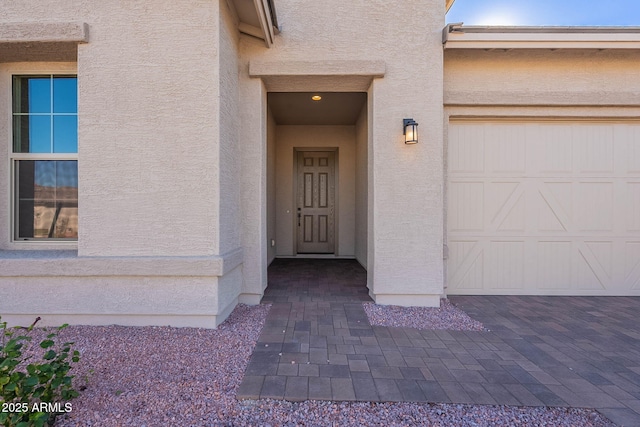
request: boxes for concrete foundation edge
[0,257,245,329]
[0,314,222,329]
[238,294,263,305]
[372,294,441,307]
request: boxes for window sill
[0,248,243,278]
[0,249,78,259]
[6,241,78,251]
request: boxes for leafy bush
[0,317,80,427]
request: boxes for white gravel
[363,299,486,331]
[8,304,613,426]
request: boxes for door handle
[297,208,301,226]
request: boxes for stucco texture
[444,49,640,106]
[1,1,223,256]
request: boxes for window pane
[15,160,78,240]
[53,77,77,113]
[53,116,78,153]
[13,115,51,153]
[13,76,51,114]
[55,160,79,189]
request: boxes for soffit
[0,43,77,62]
[268,92,367,126]
[250,60,386,92]
[443,24,640,49]
[227,0,277,47]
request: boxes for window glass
[15,160,78,239]
[53,116,78,153]
[13,76,77,154]
[12,75,78,241]
[13,115,52,153]
[53,77,77,113]
[13,77,51,114]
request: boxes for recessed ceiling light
[311,95,322,101]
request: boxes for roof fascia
[443,24,640,49]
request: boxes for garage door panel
[449,182,484,231]
[537,125,573,174]
[629,183,640,231]
[576,182,614,231]
[537,241,572,289]
[449,125,485,173]
[574,125,615,174]
[627,243,640,286]
[576,242,611,291]
[576,252,607,291]
[489,241,525,290]
[448,241,484,290]
[538,184,570,232]
[494,185,526,232]
[627,127,640,173]
[486,124,527,174]
[447,121,640,296]
[585,241,613,278]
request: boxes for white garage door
[447,120,640,295]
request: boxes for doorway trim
[293,147,339,256]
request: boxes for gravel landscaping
[9,304,614,426]
[363,299,486,331]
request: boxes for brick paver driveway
[237,259,640,426]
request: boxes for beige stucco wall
[219,0,242,254]
[237,76,267,305]
[274,126,356,257]
[3,276,219,328]
[444,49,640,106]
[0,0,221,257]
[0,247,243,327]
[240,0,445,306]
[77,1,220,258]
[0,1,242,327]
[354,104,368,268]
[266,107,277,264]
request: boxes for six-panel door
[296,151,336,253]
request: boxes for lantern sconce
[403,118,418,144]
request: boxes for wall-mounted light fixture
[403,118,418,144]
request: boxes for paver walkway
[237,259,640,427]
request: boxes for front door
[296,151,336,254]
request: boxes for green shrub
[0,317,80,427]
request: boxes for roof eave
[227,0,278,47]
[443,24,640,50]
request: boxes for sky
[447,0,640,26]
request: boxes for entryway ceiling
[268,92,367,125]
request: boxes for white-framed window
[11,75,78,241]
